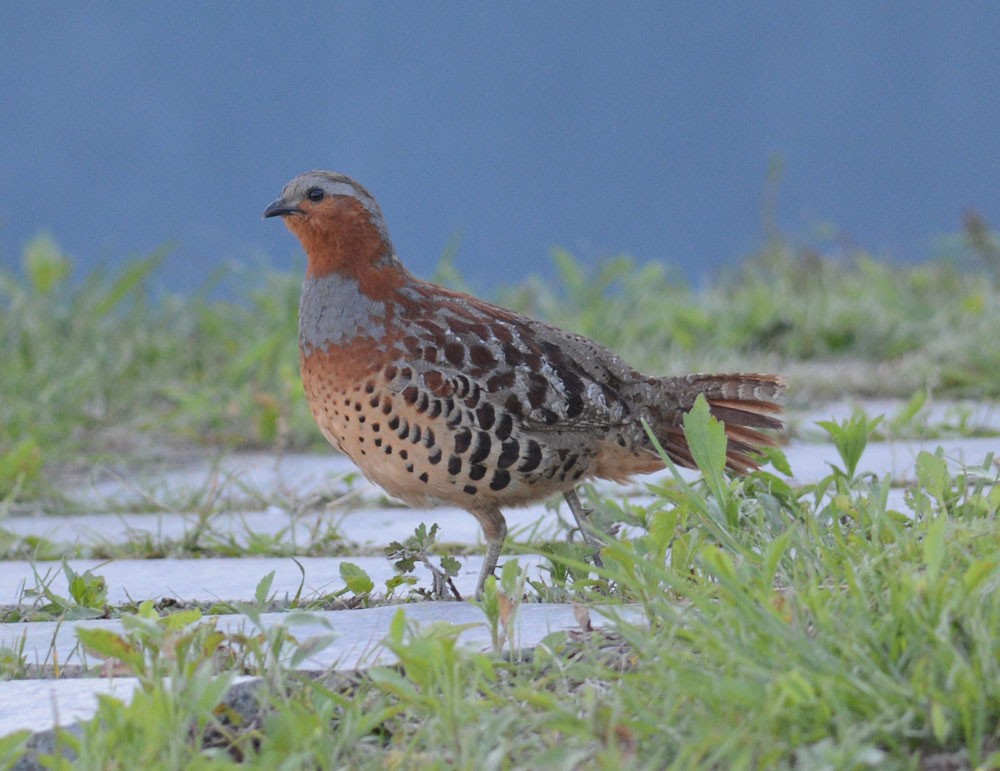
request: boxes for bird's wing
[385,304,635,434]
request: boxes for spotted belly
[302,353,594,510]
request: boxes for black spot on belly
[469,464,487,481]
[447,455,462,475]
[419,472,429,483]
[497,439,519,469]
[469,433,491,465]
[495,413,513,441]
[428,447,442,464]
[463,484,477,495]
[476,402,495,430]
[489,469,511,491]
[518,440,542,472]
[454,428,472,454]
[387,416,400,431]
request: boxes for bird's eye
[306,187,325,202]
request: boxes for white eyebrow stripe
[326,180,366,200]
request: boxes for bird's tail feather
[657,373,786,473]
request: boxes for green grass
[4,408,998,769]
[2,225,1000,502]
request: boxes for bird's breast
[299,272,396,355]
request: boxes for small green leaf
[160,608,203,632]
[683,394,733,520]
[76,628,141,670]
[255,570,276,606]
[439,555,461,578]
[915,451,949,506]
[340,562,375,595]
[817,411,881,479]
[684,394,728,479]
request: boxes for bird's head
[264,170,396,278]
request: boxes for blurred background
[2,2,999,292]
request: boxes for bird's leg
[563,487,604,568]
[474,509,508,599]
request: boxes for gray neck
[299,272,389,354]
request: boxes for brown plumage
[264,171,786,597]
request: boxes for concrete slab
[64,452,378,510]
[792,399,1000,436]
[0,677,146,734]
[1,503,563,554]
[0,554,555,608]
[1,600,631,679]
[5,436,993,563]
[0,601,634,737]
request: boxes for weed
[385,523,462,599]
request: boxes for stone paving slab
[792,399,1000,434]
[58,437,997,513]
[1,485,914,558]
[0,676,146,735]
[1,503,563,553]
[0,554,554,609]
[7,437,992,549]
[3,601,631,676]
[0,601,631,736]
[66,453,376,510]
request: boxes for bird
[264,171,786,598]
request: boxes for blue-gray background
[3,3,999,291]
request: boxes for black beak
[263,197,302,219]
